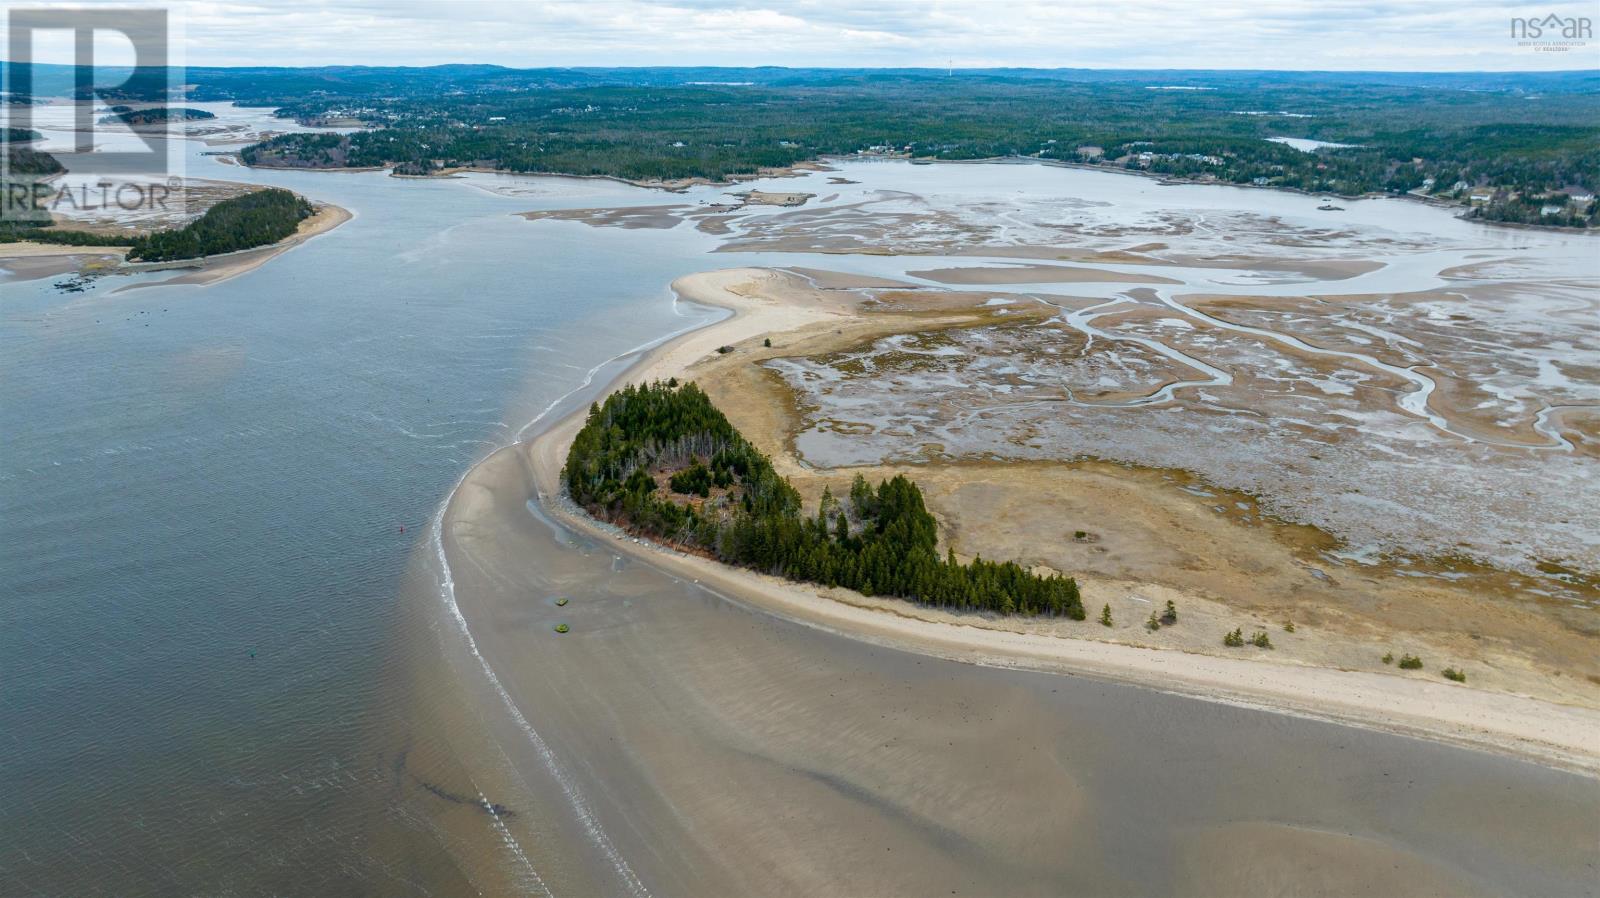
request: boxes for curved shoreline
[115,201,353,290]
[2,200,353,288]
[441,266,1600,774]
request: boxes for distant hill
[3,61,1598,104]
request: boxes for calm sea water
[0,141,725,895]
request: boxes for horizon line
[5,61,1597,76]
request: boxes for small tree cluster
[567,381,1085,619]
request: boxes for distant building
[1469,189,1494,205]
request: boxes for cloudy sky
[19,0,1600,70]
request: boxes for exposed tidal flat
[3,106,1597,896]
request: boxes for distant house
[1541,204,1567,216]
[1469,189,1495,205]
[1252,176,1271,186]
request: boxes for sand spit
[432,267,1600,894]
[116,203,352,291]
[472,268,1599,772]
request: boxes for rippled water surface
[1,135,724,895]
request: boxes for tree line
[565,380,1085,618]
[125,188,313,261]
[1,188,314,261]
[98,107,217,127]
[225,74,1599,226]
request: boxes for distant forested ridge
[565,380,1085,618]
[98,107,217,126]
[126,188,312,261]
[5,63,1593,225]
[196,67,1600,226]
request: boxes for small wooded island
[98,106,218,127]
[565,380,1085,617]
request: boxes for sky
[11,0,1600,71]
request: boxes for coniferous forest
[565,380,1085,618]
[1,187,313,258]
[125,188,313,261]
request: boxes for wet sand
[0,244,129,282]
[435,267,1600,894]
[907,263,1182,285]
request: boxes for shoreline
[833,153,1598,233]
[446,267,1600,775]
[237,158,828,193]
[118,201,354,290]
[2,200,353,288]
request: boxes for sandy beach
[433,268,1599,896]
[117,202,353,290]
[441,267,1600,773]
[1,200,352,288]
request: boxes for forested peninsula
[0,188,314,262]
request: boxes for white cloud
[15,0,1600,70]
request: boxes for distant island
[98,106,218,127]
[565,379,1086,618]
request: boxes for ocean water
[0,139,724,895]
